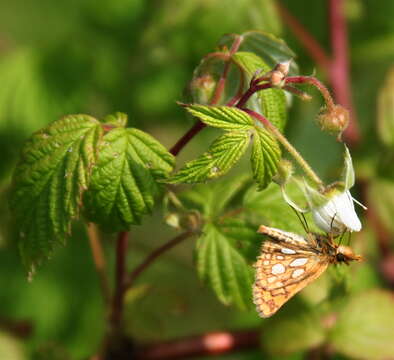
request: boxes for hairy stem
[286,76,336,110]
[87,223,111,307]
[125,230,196,289]
[243,108,324,188]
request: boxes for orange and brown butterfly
[253,225,362,318]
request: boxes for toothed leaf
[186,105,253,130]
[251,127,281,190]
[167,131,250,184]
[10,114,103,273]
[84,127,175,231]
[196,222,254,310]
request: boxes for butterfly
[253,225,361,318]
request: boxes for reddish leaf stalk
[170,35,242,156]
[124,230,195,289]
[286,76,335,109]
[236,83,273,108]
[134,329,260,360]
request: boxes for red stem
[329,0,360,146]
[286,76,335,109]
[110,231,129,332]
[134,329,260,359]
[170,36,243,156]
[276,1,331,69]
[124,230,195,288]
[236,83,272,109]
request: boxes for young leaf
[10,114,103,272]
[330,290,394,360]
[167,131,250,184]
[186,105,254,131]
[84,127,175,231]
[232,51,287,131]
[196,223,254,310]
[251,127,281,190]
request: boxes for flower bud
[317,105,349,137]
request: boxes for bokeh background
[0,0,394,359]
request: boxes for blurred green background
[0,0,394,359]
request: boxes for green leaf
[186,105,253,130]
[84,127,175,231]
[232,51,287,131]
[196,222,254,310]
[330,290,394,360]
[251,127,281,190]
[261,305,325,355]
[167,131,250,184]
[10,115,103,273]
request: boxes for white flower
[312,189,362,233]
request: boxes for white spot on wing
[276,255,284,260]
[263,260,269,265]
[281,248,296,254]
[292,269,305,278]
[290,258,308,267]
[271,264,285,274]
[268,276,277,283]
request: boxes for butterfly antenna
[330,213,337,234]
[301,213,310,233]
[289,205,309,233]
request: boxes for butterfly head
[334,244,362,264]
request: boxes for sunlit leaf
[84,127,175,231]
[10,115,102,272]
[186,105,253,130]
[168,131,250,184]
[251,127,281,190]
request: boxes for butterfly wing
[253,226,329,318]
